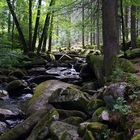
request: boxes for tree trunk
[82,0,85,48]
[131,5,137,49]
[37,0,55,53]
[96,0,100,49]
[6,0,28,53]
[48,14,54,52]
[32,0,42,52]
[120,0,126,56]
[125,6,129,42]
[102,0,119,76]
[40,14,50,52]
[29,0,32,51]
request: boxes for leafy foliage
[0,47,25,68]
[113,97,131,115]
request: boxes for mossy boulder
[87,99,105,115]
[131,134,140,140]
[0,75,9,83]
[92,107,108,122]
[6,80,28,96]
[57,109,87,120]
[79,122,91,136]
[0,121,8,135]
[9,70,26,79]
[83,130,96,140]
[87,122,108,132]
[50,121,80,140]
[26,108,59,140]
[62,116,83,126]
[103,82,133,100]
[27,80,79,115]
[48,86,89,112]
[86,55,104,85]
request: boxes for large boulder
[6,80,28,96]
[27,80,79,115]
[9,70,26,79]
[57,109,87,120]
[50,121,80,140]
[86,55,104,86]
[0,121,8,134]
[48,86,89,112]
[103,82,133,101]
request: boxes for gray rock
[50,121,79,140]
[0,121,8,134]
[0,108,16,120]
[103,82,133,100]
[6,80,28,96]
[48,86,89,112]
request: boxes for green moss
[87,122,108,132]
[86,55,104,85]
[83,130,96,140]
[94,107,106,116]
[27,108,59,140]
[131,134,140,140]
[87,99,105,115]
[132,122,140,129]
[62,117,83,126]
[28,81,48,106]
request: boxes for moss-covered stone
[92,107,108,121]
[87,122,108,132]
[9,70,26,79]
[86,55,104,85]
[87,99,105,115]
[83,130,96,140]
[57,109,87,120]
[26,108,59,140]
[132,134,140,140]
[62,116,83,126]
[79,122,91,136]
[27,80,78,115]
[48,86,89,112]
[6,80,28,96]
[50,121,79,140]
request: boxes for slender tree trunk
[82,0,85,48]
[125,6,129,42]
[37,0,55,53]
[102,0,119,76]
[29,0,32,51]
[8,8,11,33]
[32,0,42,52]
[48,14,54,52]
[120,0,126,56]
[131,5,137,49]
[41,14,50,52]
[11,0,15,48]
[6,0,28,53]
[96,0,100,49]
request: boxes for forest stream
[0,51,140,140]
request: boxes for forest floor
[131,58,140,79]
